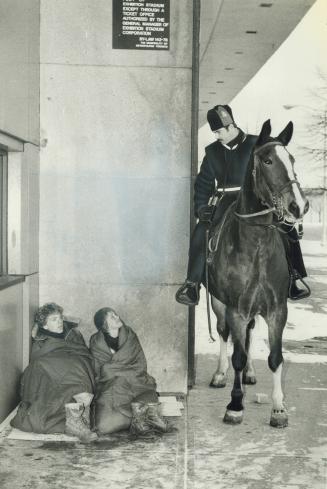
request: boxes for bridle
[234,141,303,228]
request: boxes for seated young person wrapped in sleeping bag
[89,307,168,436]
[11,303,97,443]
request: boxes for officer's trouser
[187,221,208,283]
[281,229,307,278]
[187,193,236,283]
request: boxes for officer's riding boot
[175,222,207,306]
[175,280,200,306]
[281,233,311,300]
[288,270,311,301]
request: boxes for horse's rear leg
[266,311,288,428]
[242,319,257,385]
[224,313,248,425]
[210,297,229,388]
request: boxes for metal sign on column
[112,0,170,50]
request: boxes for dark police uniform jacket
[194,133,257,218]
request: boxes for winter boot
[130,402,153,437]
[73,392,95,430]
[146,402,168,433]
[65,402,98,443]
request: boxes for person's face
[44,312,64,333]
[213,125,236,145]
[103,310,123,333]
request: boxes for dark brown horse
[208,120,309,428]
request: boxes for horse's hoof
[209,380,226,388]
[223,410,243,425]
[209,374,226,388]
[270,409,288,428]
[242,374,257,385]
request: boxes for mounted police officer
[175,104,310,306]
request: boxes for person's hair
[35,303,64,327]
[93,307,119,330]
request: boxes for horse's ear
[256,119,271,146]
[276,121,293,146]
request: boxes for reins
[204,200,239,343]
[204,144,235,343]
[234,207,275,219]
[205,228,215,342]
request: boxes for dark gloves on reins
[197,205,215,223]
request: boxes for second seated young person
[90,307,168,436]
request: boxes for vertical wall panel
[0,0,40,142]
[22,275,39,369]
[0,284,23,421]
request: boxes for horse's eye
[263,158,272,165]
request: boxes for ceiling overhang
[199,0,316,126]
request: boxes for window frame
[0,147,8,275]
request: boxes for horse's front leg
[242,319,257,385]
[210,297,229,388]
[266,308,288,428]
[223,312,248,424]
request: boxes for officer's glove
[280,221,300,242]
[198,205,214,223]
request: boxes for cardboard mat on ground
[0,396,183,441]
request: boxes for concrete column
[40,0,194,392]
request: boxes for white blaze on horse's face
[274,145,308,221]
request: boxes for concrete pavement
[188,355,327,489]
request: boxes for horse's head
[253,120,309,222]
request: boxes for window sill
[0,275,25,292]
